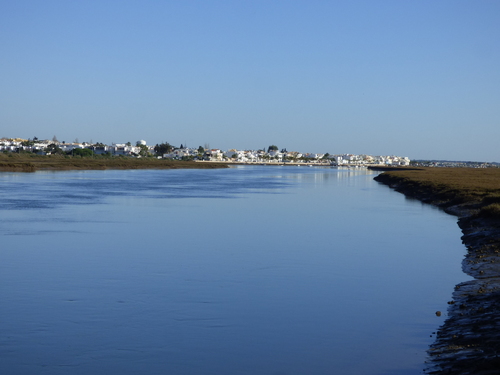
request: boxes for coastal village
[0,137,411,167]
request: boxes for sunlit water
[0,166,468,375]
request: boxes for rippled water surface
[0,166,468,374]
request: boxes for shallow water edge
[374,172,500,374]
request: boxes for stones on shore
[426,278,500,374]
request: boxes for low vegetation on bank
[0,153,228,172]
[374,167,500,219]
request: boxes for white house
[204,149,223,161]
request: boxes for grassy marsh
[0,153,228,172]
[374,167,500,218]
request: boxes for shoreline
[0,156,229,172]
[374,170,500,374]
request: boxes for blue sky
[1,1,499,161]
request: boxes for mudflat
[374,168,500,374]
[0,154,229,172]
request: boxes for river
[0,166,469,375]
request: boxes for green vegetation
[44,143,64,155]
[72,148,95,157]
[135,142,150,157]
[0,153,228,172]
[153,142,173,155]
[21,139,35,146]
[375,168,500,219]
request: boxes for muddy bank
[374,172,500,375]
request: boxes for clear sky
[1,1,499,161]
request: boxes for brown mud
[374,170,500,374]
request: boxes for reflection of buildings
[275,166,377,187]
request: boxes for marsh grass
[0,154,227,172]
[379,168,500,219]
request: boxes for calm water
[0,166,468,375]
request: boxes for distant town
[2,137,498,168]
[0,136,414,167]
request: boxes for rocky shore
[374,172,500,374]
